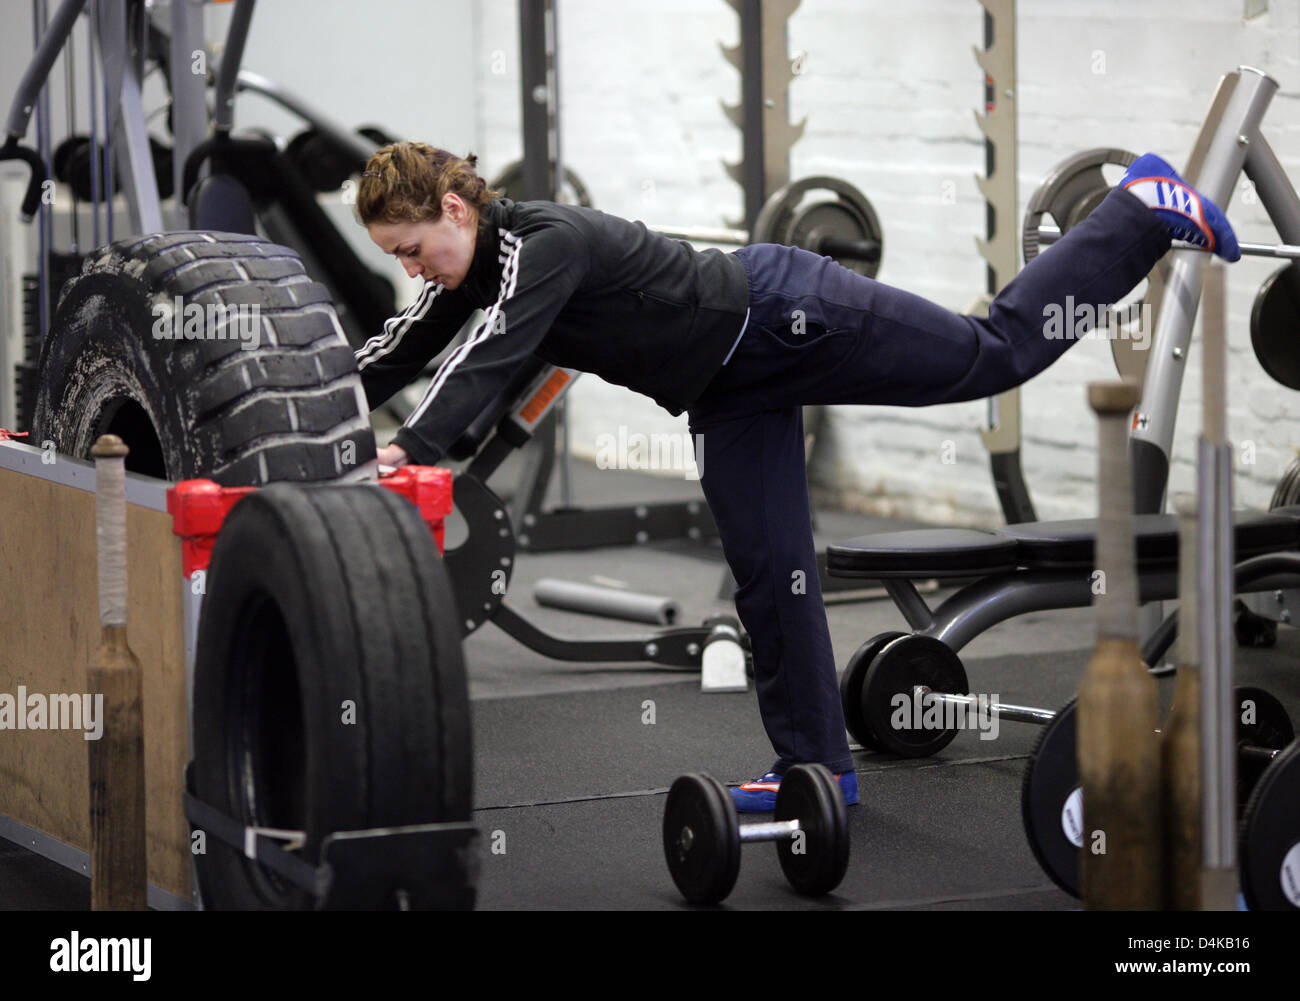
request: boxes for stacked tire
[34,232,473,909]
[34,231,376,484]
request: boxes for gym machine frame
[440,359,752,673]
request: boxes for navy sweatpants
[686,188,1172,774]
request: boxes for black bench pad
[827,509,1299,579]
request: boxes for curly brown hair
[355,142,500,226]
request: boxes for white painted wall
[3,1,1297,524]
[475,0,1300,525]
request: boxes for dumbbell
[662,763,849,905]
[1023,687,1294,898]
[840,632,1055,757]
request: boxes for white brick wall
[470,0,1300,526]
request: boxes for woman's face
[368,193,477,289]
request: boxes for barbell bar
[1038,226,1300,261]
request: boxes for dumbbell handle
[738,819,802,844]
[918,687,1280,761]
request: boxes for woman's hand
[377,442,410,468]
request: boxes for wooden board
[0,466,190,899]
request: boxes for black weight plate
[774,764,850,897]
[1240,741,1300,910]
[488,159,593,207]
[752,175,883,278]
[839,631,906,751]
[663,773,740,905]
[861,634,970,757]
[1236,686,1295,811]
[1021,698,1083,898]
[1250,263,1300,391]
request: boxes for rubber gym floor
[3,451,1297,911]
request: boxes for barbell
[654,175,884,278]
[489,161,884,279]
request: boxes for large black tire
[191,483,472,910]
[34,231,376,485]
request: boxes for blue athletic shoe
[1120,153,1240,262]
[729,768,859,813]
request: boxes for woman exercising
[353,142,1238,812]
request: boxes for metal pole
[88,0,101,247]
[1197,263,1237,909]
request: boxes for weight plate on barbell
[774,764,850,897]
[488,159,593,208]
[1022,147,1171,385]
[1236,686,1295,808]
[860,634,970,758]
[839,631,907,751]
[1240,740,1300,910]
[752,175,883,278]
[1020,697,1084,898]
[663,772,741,905]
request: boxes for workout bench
[826,508,1300,671]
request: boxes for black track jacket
[354,198,750,465]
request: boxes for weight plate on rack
[489,159,593,207]
[860,634,970,758]
[1021,698,1083,897]
[774,764,850,897]
[752,175,883,278]
[839,631,907,751]
[1240,740,1300,910]
[1250,262,1300,391]
[1022,148,1170,385]
[663,773,740,905]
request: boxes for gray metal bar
[97,0,162,234]
[234,71,378,164]
[88,0,100,245]
[928,691,1054,725]
[213,0,255,134]
[1199,440,1237,893]
[653,224,751,245]
[5,0,88,140]
[1130,67,1276,516]
[33,0,52,345]
[1245,132,1300,242]
[882,579,936,633]
[534,578,680,625]
[738,819,800,843]
[169,0,207,205]
[518,0,554,200]
[1041,226,1300,260]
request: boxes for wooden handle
[88,433,146,910]
[1089,380,1141,640]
